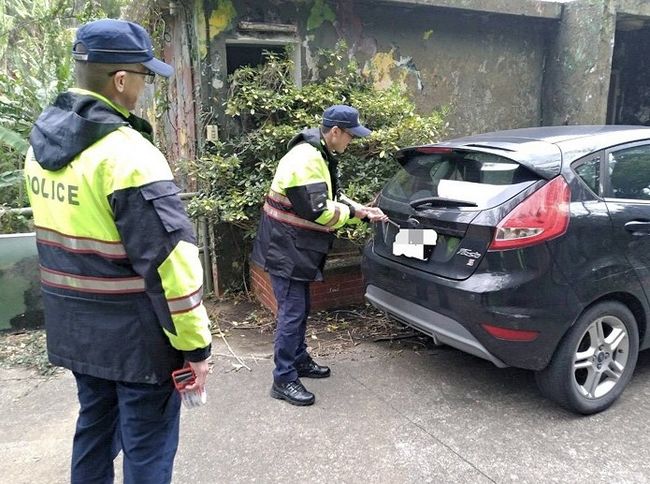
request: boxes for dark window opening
[226,44,287,76]
[608,16,650,125]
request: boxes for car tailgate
[373,146,545,280]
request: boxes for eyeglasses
[108,69,155,84]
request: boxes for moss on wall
[209,0,237,39]
[307,0,335,31]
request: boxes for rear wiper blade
[409,197,478,209]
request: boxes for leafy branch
[184,42,448,244]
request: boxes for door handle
[624,221,650,234]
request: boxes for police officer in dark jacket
[25,19,212,483]
[252,105,387,405]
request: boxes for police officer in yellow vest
[252,105,387,406]
[24,19,211,483]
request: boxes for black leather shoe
[270,380,315,406]
[296,359,331,379]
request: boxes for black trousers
[71,372,181,484]
[270,274,311,383]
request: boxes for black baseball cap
[72,19,173,78]
[322,105,371,137]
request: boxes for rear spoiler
[396,141,562,180]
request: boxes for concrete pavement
[2,328,650,483]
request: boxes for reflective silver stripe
[263,202,333,233]
[267,190,292,207]
[40,267,145,294]
[167,287,203,315]
[324,206,341,227]
[36,226,127,259]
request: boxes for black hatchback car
[362,125,650,414]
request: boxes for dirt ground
[206,294,430,357]
[0,294,428,375]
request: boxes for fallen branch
[230,322,274,330]
[212,352,272,360]
[218,332,252,371]
[372,332,419,342]
[212,317,253,371]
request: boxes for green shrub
[1,0,80,209]
[0,205,30,233]
[0,0,131,215]
[184,43,448,244]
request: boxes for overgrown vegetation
[2,1,99,209]
[183,43,448,244]
[0,0,137,233]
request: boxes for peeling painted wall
[384,0,562,19]
[351,3,552,136]
[191,0,554,138]
[208,0,237,39]
[618,0,650,17]
[168,0,650,147]
[543,0,616,125]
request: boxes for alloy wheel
[572,315,629,399]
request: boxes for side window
[574,156,601,195]
[608,145,650,200]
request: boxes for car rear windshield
[383,150,540,209]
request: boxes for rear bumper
[366,284,508,368]
[362,243,582,370]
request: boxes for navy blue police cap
[322,105,371,137]
[72,19,173,78]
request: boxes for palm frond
[0,124,28,154]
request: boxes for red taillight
[481,323,540,342]
[489,176,570,251]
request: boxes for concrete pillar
[543,0,617,125]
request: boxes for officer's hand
[355,206,370,220]
[186,358,211,390]
[365,206,388,222]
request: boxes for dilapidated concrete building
[146,0,650,295]
[158,0,650,165]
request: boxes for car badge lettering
[457,248,481,259]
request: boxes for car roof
[417,125,650,179]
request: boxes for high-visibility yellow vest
[25,88,211,382]
[252,128,360,281]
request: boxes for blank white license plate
[392,229,438,260]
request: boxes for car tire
[535,301,639,415]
